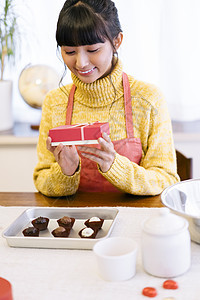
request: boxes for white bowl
[161,179,200,243]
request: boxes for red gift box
[49,122,110,146]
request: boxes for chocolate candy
[23,227,39,237]
[57,216,75,229]
[52,226,71,237]
[32,216,49,231]
[79,227,98,239]
[84,217,104,230]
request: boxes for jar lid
[142,208,188,236]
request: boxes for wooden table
[0,191,163,207]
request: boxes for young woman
[33,0,179,197]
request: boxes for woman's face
[61,39,114,84]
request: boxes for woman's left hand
[77,132,116,172]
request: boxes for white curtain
[2,0,200,122]
[116,0,200,121]
[159,0,200,121]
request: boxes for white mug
[93,237,138,281]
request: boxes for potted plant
[0,0,20,131]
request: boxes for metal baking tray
[2,207,119,250]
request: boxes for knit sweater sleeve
[33,90,80,197]
[99,82,180,195]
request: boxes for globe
[18,64,60,109]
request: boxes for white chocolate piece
[89,217,100,222]
[81,227,94,237]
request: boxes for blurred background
[1,0,200,124]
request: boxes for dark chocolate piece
[32,216,49,231]
[23,227,39,237]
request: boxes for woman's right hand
[46,137,80,176]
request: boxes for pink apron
[66,73,142,192]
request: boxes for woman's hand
[46,137,80,176]
[77,132,116,173]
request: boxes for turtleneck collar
[71,60,124,107]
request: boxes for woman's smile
[77,67,96,76]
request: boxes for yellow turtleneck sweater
[33,60,179,197]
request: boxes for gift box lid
[49,122,110,145]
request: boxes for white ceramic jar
[141,208,191,277]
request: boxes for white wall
[0,140,38,192]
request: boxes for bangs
[56,5,108,47]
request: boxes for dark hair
[56,0,122,51]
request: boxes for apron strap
[122,72,134,138]
[66,73,135,138]
[66,84,76,125]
